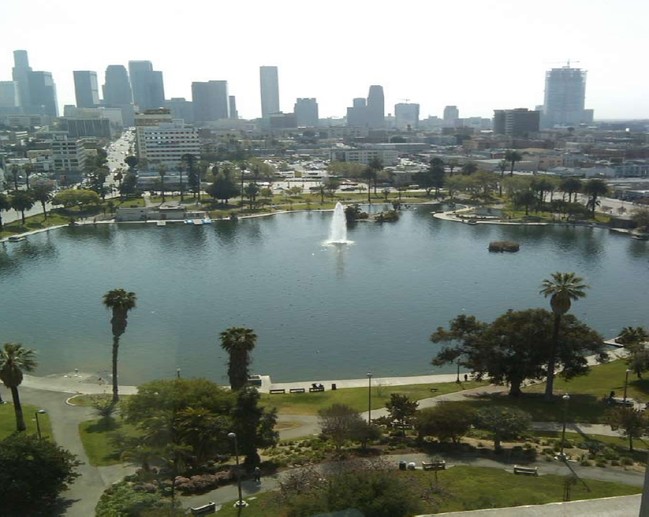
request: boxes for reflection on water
[1,211,649,384]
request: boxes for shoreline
[20,370,462,396]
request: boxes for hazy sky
[2,0,647,120]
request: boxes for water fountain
[327,202,349,244]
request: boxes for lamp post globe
[560,394,570,461]
[228,432,247,508]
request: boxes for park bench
[513,465,538,476]
[289,387,306,393]
[422,460,446,471]
[309,386,325,392]
[269,388,286,394]
[190,501,217,515]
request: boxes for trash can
[399,461,407,471]
[331,383,337,390]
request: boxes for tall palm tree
[504,150,523,176]
[582,178,609,218]
[103,289,137,403]
[219,327,257,390]
[539,272,588,400]
[157,165,167,203]
[0,343,37,432]
[0,192,10,230]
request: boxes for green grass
[211,466,641,516]
[260,381,487,416]
[436,358,649,424]
[442,391,606,423]
[525,359,649,404]
[0,403,53,440]
[79,418,141,466]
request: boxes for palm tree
[157,165,167,203]
[582,178,609,218]
[539,272,588,400]
[103,289,137,403]
[10,190,34,225]
[504,150,523,176]
[0,193,10,230]
[0,343,37,432]
[219,327,257,390]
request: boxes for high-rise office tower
[542,65,591,128]
[12,50,32,110]
[0,82,20,109]
[28,71,58,117]
[366,85,384,128]
[191,81,229,123]
[102,65,134,126]
[347,98,367,127]
[73,71,100,108]
[294,98,319,127]
[129,60,165,110]
[228,95,238,119]
[103,65,132,105]
[260,66,280,118]
[394,103,420,129]
[443,105,459,126]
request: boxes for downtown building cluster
[6,50,649,198]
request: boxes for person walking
[253,466,261,483]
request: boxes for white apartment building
[135,110,200,168]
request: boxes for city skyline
[2,0,648,121]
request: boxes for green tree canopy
[52,188,100,209]
[415,403,475,443]
[10,190,34,224]
[0,433,80,516]
[474,406,531,450]
[432,309,604,397]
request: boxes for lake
[1,205,648,385]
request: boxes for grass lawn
[211,466,641,517]
[260,381,487,416]
[525,359,649,405]
[79,417,141,466]
[438,359,649,424]
[0,403,53,440]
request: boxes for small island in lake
[488,240,520,252]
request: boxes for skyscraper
[347,98,367,127]
[443,105,459,126]
[28,71,58,117]
[366,85,385,128]
[12,50,31,110]
[102,65,134,126]
[542,65,591,128]
[73,71,100,108]
[394,103,419,129]
[260,66,280,118]
[191,81,229,123]
[294,98,319,127]
[0,82,19,109]
[103,65,132,105]
[129,60,165,110]
[228,95,238,120]
[10,50,58,116]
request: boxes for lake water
[2,205,648,385]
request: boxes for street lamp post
[560,394,570,461]
[35,409,46,439]
[367,372,372,424]
[623,369,631,404]
[227,432,247,508]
